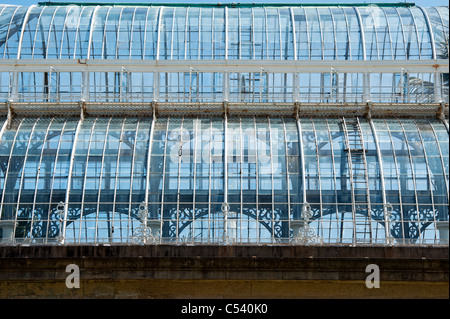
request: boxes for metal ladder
[342,117,372,243]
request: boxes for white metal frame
[1,58,447,73]
[13,118,40,240]
[0,118,25,219]
[30,118,57,241]
[0,115,447,245]
[0,4,448,246]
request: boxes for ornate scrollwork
[291,203,322,245]
[131,224,155,244]
[221,203,232,244]
[131,202,160,245]
[384,203,395,246]
[292,225,322,245]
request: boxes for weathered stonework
[0,245,448,298]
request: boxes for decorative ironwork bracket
[54,201,65,245]
[221,202,235,245]
[291,202,322,245]
[384,202,395,246]
[131,202,162,245]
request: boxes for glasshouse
[0,2,448,245]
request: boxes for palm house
[0,2,448,246]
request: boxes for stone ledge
[0,244,448,259]
[0,245,448,283]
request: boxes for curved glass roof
[0,4,448,60]
[0,116,447,244]
[0,4,448,246]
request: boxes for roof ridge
[36,2,417,8]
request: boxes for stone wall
[0,245,448,298]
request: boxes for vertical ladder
[342,117,372,243]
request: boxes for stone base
[0,279,448,299]
[0,245,448,299]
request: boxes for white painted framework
[0,3,448,246]
[0,117,448,245]
[0,4,447,60]
[0,59,448,108]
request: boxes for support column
[225,7,228,60]
[295,110,306,220]
[81,70,89,102]
[363,72,371,102]
[434,72,442,103]
[354,7,366,61]
[61,117,83,243]
[156,7,163,61]
[146,108,157,218]
[16,5,36,59]
[86,6,99,59]
[224,112,228,205]
[290,7,297,61]
[9,71,18,103]
[369,118,388,240]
